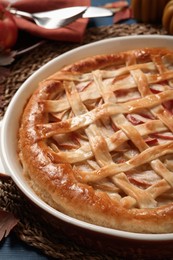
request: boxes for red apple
[0,4,18,50]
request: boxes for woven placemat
[0,23,169,259]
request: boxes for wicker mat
[0,24,169,259]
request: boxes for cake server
[9,6,113,29]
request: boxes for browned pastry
[18,47,173,233]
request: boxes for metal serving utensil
[9,6,113,29]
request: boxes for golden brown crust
[18,47,173,233]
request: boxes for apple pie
[18,47,173,233]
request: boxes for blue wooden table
[1,1,132,259]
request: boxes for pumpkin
[131,0,170,23]
[162,0,173,34]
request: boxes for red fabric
[0,0,90,42]
[101,1,132,24]
[114,6,132,24]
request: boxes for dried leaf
[0,40,45,66]
[0,50,17,66]
[0,209,18,241]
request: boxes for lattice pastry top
[18,47,173,233]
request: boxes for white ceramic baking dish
[1,35,173,258]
